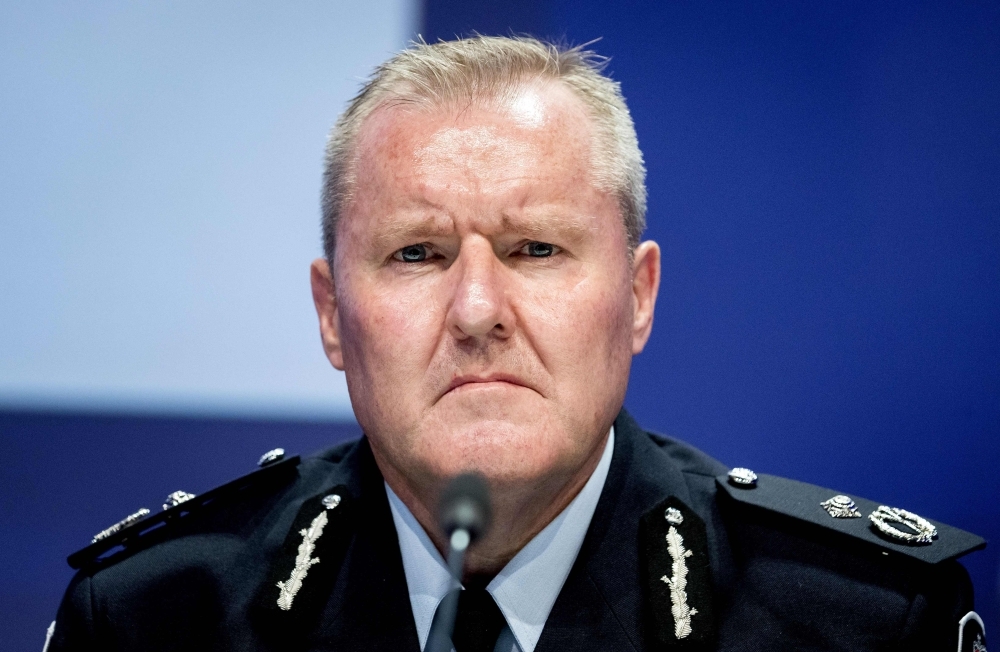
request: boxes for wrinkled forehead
[352,79,600,177]
[349,89,610,227]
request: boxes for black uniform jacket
[50,410,985,651]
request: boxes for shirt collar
[386,426,615,652]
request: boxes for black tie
[451,576,506,652]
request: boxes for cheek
[337,276,444,389]
[516,265,633,364]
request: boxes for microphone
[425,473,492,652]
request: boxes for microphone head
[438,472,492,543]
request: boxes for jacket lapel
[256,438,422,652]
[536,410,715,652]
[316,438,421,651]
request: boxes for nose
[445,239,513,342]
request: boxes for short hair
[321,35,647,260]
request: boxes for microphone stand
[425,528,471,652]
[424,472,491,652]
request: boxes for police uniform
[48,410,987,651]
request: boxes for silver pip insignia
[820,495,861,519]
[162,490,196,510]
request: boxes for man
[49,36,986,651]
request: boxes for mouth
[443,373,533,397]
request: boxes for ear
[310,258,345,370]
[630,240,661,354]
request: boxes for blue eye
[395,244,429,263]
[522,242,555,257]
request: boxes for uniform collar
[387,426,615,652]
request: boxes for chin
[415,416,574,486]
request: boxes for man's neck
[375,428,612,576]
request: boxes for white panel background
[0,1,419,419]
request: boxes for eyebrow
[498,211,594,242]
[369,205,596,252]
[370,212,454,252]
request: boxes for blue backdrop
[2,1,997,649]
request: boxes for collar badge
[276,493,342,611]
[660,525,698,639]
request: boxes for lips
[444,373,532,396]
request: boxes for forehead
[348,81,602,206]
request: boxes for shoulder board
[717,470,986,565]
[67,454,301,569]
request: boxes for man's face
[313,82,658,496]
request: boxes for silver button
[728,467,758,488]
[162,490,196,511]
[258,448,285,467]
[321,494,342,510]
[664,507,684,525]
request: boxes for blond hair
[321,35,647,258]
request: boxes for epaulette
[67,448,301,569]
[717,467,986,564]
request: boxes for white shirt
[386,426,615,652]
